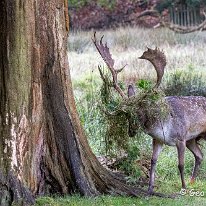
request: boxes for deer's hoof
[147,189,154,196]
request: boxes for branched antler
[139,47,166,88]
[92,32,127,99]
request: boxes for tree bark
[0,0,146,205]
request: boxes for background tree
[0,0,147,205]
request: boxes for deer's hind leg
[186,139,203,184]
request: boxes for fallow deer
[93,32,206,195]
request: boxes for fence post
[169,4,202,27]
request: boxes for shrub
[69,0,116,9]
[163,70,206,97]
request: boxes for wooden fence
[169,5,203,26]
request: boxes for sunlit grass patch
[36,184,206,206]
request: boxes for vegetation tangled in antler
[93,33,169,154]
[99,70,130,153]
[101,81,169,153]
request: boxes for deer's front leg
[148,139,163,195]
[176,139,186,189]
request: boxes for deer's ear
[128,85,135,97]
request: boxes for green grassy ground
[35,152,206,206]
[36,179,206,206]
[36,196,206,206]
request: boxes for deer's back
[148,96,206,146]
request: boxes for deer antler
[92,32,127,99]
[139,47,166,88]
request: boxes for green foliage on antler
[99,70,129,154]
[100,71,169,155]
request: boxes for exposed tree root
[0,171,35,206]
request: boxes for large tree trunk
[0,0,146,205]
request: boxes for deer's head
[93,33,167,137]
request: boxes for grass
[37,26,206,205]
[36,178,206,205]
[36,196,206,206]
[69,26,206,85]
[36,172,206,205]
